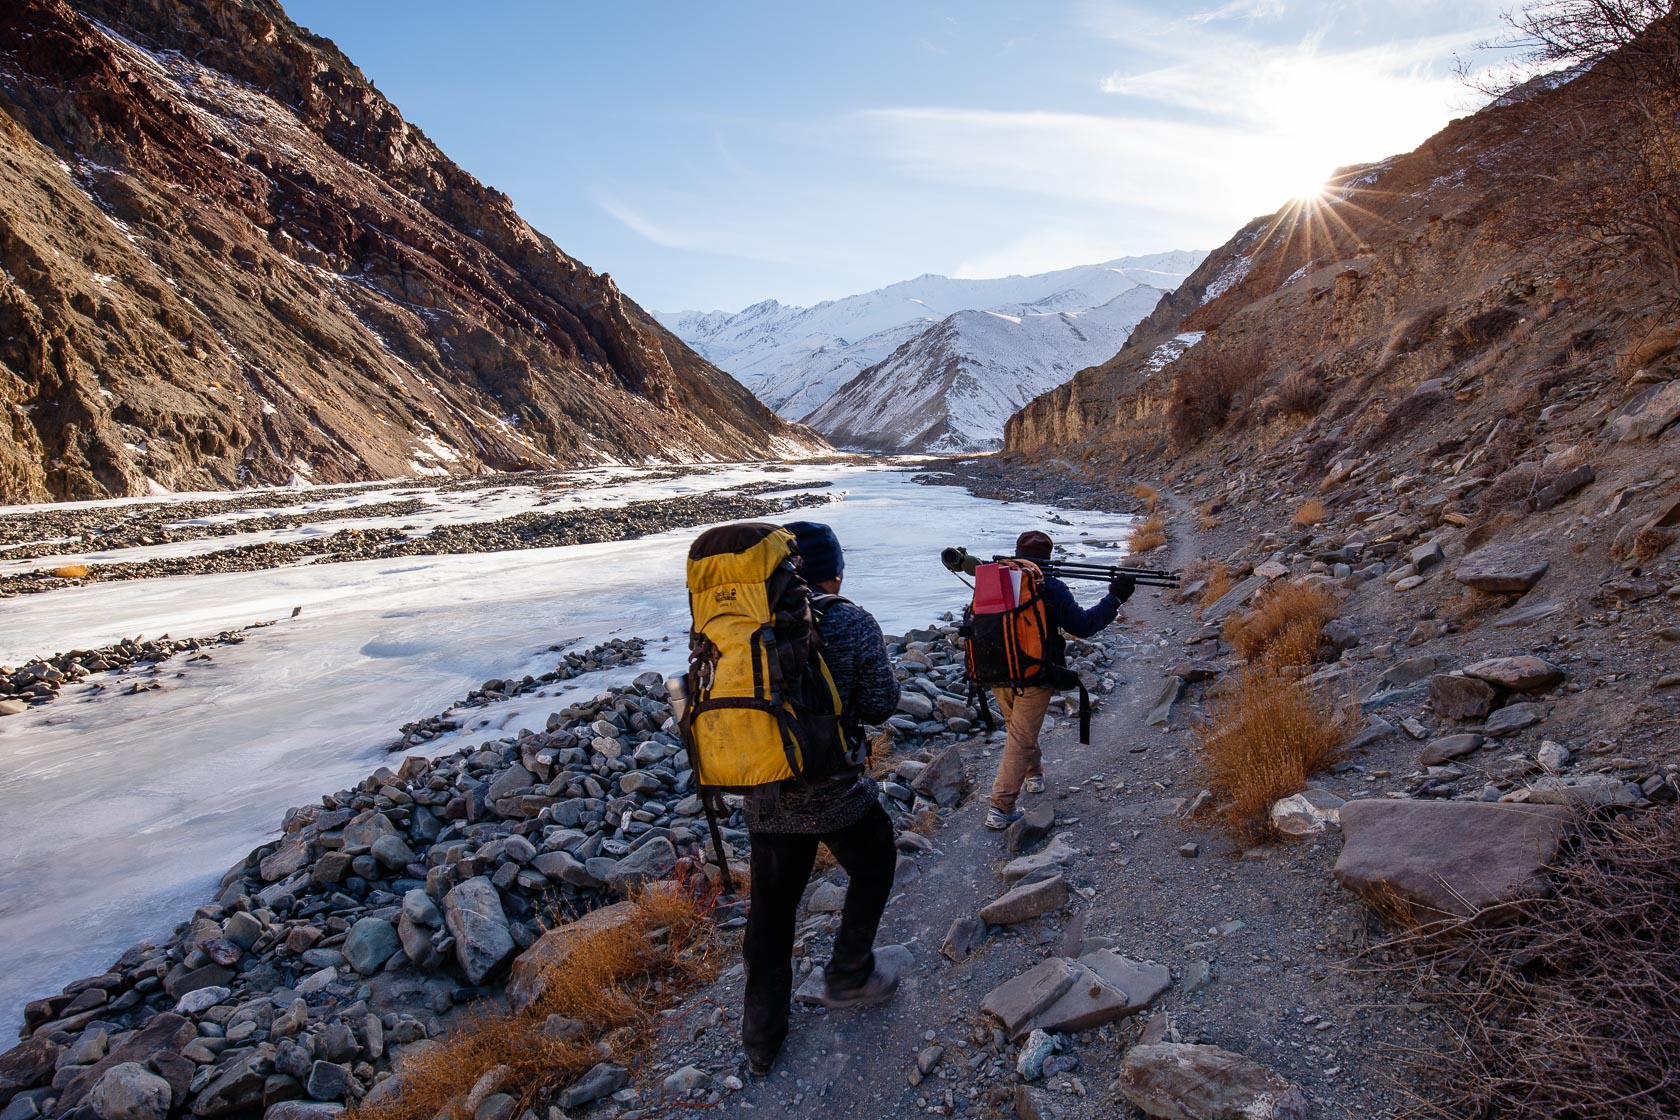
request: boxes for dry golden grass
[1127,514,1167,557]
[1292,498,1327,526]
[1222,582,1339,667]
[353,885,723,1120]
[1199,562,1234,610]
[51,564,90,579]
[1195,665,1361,843]
[1131,483,1160,510]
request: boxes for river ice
[0,460,1137,1032]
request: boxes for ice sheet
[0,462,1134,1032]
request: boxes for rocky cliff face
[1004,35,1680,478]
[0,0,817,503]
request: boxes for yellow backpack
[681,522,859,791]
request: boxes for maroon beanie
[1014,530,1053,560]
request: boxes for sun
[1289,175,1332,204]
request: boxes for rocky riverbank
[1,616,1111,1120]
[0,626,276,716]
[1,489,833,597]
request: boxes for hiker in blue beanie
[738,521,902,1077]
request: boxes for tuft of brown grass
[353,885,723,1120]
[1131,483,1160,510]
[1127,514,1167,557]
[1199,562,1234,610]
[1292,498,1327,526]
[1222,582,1339,667]
[1194,665,1360,843]
[52,564,91,579]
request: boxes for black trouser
[741,803,897,1059]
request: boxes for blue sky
[281,0,1510,312]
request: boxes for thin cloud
[1186,0,1286,25]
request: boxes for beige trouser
[988,686,1054,813]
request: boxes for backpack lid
[687,523,795,593]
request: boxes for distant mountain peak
[656,251,1207,451]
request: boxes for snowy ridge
[807,286,1169,452]
[656,250,1206,445]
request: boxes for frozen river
[0,460,1135,1032]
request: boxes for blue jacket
[1038,576,1119,666]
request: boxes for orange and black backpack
[960,557,1091,743]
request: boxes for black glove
[1109,575,1135,603]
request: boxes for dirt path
[643,497,1425,1118]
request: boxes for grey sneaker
[985,808,1023,830]
[1021,776,1045,795]
[822,966,901,1009]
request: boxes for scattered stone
[661,1065,711,1096]
[1178,842,1200,858]
[1536,741,1570,773]
[1004,804,1056,854]
[1002,837,1077,884]
[1484,702,1547,737]
[1268,789,1344,836]
[1117,1043,1310,1120]
[1454,545,1549,593]
[87,1063,171,1120]
[505,901,640,1013]
[1334,799,1574,924]
[806,880,848,913]
[979,875,1069,926]
[1462,656,1564,693]
[1146,676,1185,728]
[343,917,400,975]
[603,837,677,895]
[981,952,1169,1040]
[1429,675,1496,721]
[443,877,515,985]
[1419,733,1483,766]
[941,917,988,963]
[910,739,970,808]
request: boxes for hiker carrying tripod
[944,530,1149,830]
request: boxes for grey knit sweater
[744,596,900,834]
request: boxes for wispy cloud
[1185,0,1286,26]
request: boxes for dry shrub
[1358,390,1447,452]
[1222,582,1340,667]
[1199,562,1234,610]
[1632,526,1676,561]
[1194,666,1359,843]
[51,564,91,579]
[1386,810,1680,1120]
[355,886,722,1120]
[1127,514,1167,557]
[1477,462,1560,519]
[1293,498,1326,526]
[1450,305,1522,361]
[1131,483,1160,510]
[1167,344,1268,442]
[1223,577,1337,664]
[1381,305,1447,363]
[1618,320,1680,374]
[1273,366,1328,416]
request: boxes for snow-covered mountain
[655,250,1206,449]
[806,286,1169,452]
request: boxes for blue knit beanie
[785,521,844,584]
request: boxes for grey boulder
[87,1063,171,1120]
[1334,799,1573,924]
[443,877,515,985]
